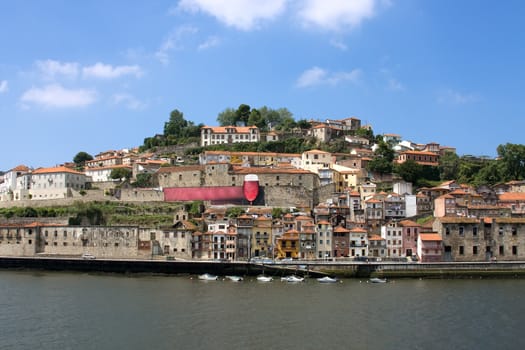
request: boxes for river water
[1,270,524,350]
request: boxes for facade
[348,227,368,258]
[0,165,31,201]
[200,125,260,147]
[332,225,350,257]
[417,233,443,262]
[276,229,300,259]
[399,220,421,257]
[316,220,332,259]
[381,222,403,258]
[85,165,132,182]
[30,166,90,200]
[397,151,439,166]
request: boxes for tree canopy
[216,104,294,132]
[73,151,93,168]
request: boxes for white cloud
[329,38,348,51]
[155,26,198,65]
[20,84,97,108]
[36,59,79,80]
[0,80,8,93]
[438,89,479,105]
[82,63,142,79]
[296,66,361,88]
[298,0,376,31]
[178,0,287,30]
[112,93,146,110]
[198,36,221,50]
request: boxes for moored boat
[256,275,273,282]
[317,276,339,283]
[225,275,243,282]
[198,273,218,281]
[369,277,387,283]
[281,275,304,283]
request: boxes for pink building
[417,233,442,262]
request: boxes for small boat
[225,275,243,282]
[198,273,218,281]
[281,275,304,283]
[369,277,387,283]
[256,275,273,282]
[317,276,338,283]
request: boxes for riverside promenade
[1,256,525,279]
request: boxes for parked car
[82,253,96,260]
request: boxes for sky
[1,0,524,171]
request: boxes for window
[459,226,464,235]
[512,227,517,236]
[445,227,450,235]
[512,246,518,255]
[459,246,464,255]
[499,245,504,255]
[473,226,478,236]
[499,227,504,235]
[473,246,478,255]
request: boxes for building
[316,220,332,259]
[417,233,443,262]
[396,151,439,166]
[200,125,260,147]
[30,166,91,200]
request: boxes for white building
[200,125,260,147]
[0,165,31,201]
[381,221,403,257]
[30,166,91,200]
[316,220,333,259]
[85,165,132,182]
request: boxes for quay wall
[1,257,525,279]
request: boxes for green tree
[164,109,188,137]
[73,151,93,168]
[394,160,422,184]
[110,168,132,181]
[217,107,237,126]
[497,143,525,181]
[438,151,460,181]
[132,173,153,188]
[247,108,266,129]
[235,104,251,125]
[368,140,395,175]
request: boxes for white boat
[317,276,338,283]
[369,277,387,283]
[198,273,218,281]
[256,275,273,282]
[281,275,304,283]
[225,275,243,282]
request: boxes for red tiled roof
[419,233,442,241]
[32,166,84,175]
[499,192,525,201]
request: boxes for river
[1,270,524,350]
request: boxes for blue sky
[1,0,524,171]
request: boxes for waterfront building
[417,233,443,262]
[348,227,369,258]
[316,220,332,259]
[251,216,272,258]
[276,229,300,259]
[299,221,316,260]
[332,225,350,258]
[368,234,386,258]
[433,217,485,262]
[399,219,421,258]
[381,221,403,258]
